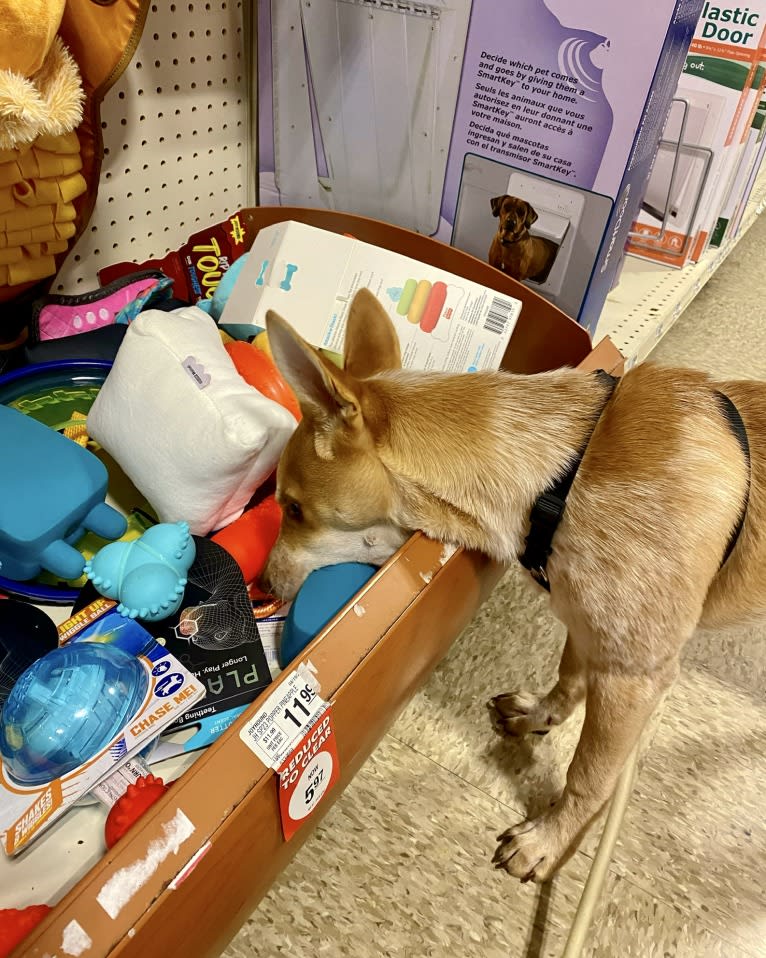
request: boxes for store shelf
[597,167,766,367]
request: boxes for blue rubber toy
[279,562,378,668]
[0,404,127,582]
[0,642,149,786]
[84,521,196,622]
[196,252,249,321]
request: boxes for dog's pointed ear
[524,203,539,228]
[266,310,362,427]
[343,288,401,378]
[490,195,506,217]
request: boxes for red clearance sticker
[277,708,340,841]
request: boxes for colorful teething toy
[85,521,196,622]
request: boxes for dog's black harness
[715,390,751,567]
[518,372,751,592]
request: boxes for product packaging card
[258,0,703,333]
[73,537,274,762]
[628,3,766,267]
[0,601,205,855]
[221,220,521,373]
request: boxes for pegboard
[55,0,251,293]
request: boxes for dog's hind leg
[492,659,677,882]
[488,633,585,737]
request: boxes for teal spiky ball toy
[84,521,196,622]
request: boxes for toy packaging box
[627,4,766,267]
[0,600,205,856]
[728,85,766,232]
[710,64,766,245]
[256,0,703,335]
[221,220,523,373]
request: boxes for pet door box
[626,3,766,268]
[221,220,522,373]
[710,64,766,246]
[257,0,703,335]
[728,86,766,235]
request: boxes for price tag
[239,664,326,769]
[277,708,340,840]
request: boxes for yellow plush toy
[0,1,87,289]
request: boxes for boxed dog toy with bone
[220,220,522,373]
[256,0,703,335]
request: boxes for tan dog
[489,194,558,282]
[262,288,764,883]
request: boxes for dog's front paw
[492,816,560,883]
[487,691,552,737]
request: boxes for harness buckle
[528,492,566,530]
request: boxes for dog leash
[518,375,752,592]
[519,370,617,592]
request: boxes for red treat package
[98,211,251,305]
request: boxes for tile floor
[223,215,766,958]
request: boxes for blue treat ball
[0,642,148,786]
[279,563,378,668]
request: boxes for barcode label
[240,664,326,769]
[484,296,514,335]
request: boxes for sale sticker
[239,663,326,769]
[277,709,340,840]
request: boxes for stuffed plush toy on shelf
[0,0,87,288]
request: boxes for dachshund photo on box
[489,194,558,283]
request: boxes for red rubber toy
[104,774,170,850]
[212,493,282,596]
[0,905,51,957]
[225,340,302,422]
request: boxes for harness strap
[519,379,752,592]
[518,370,617,592]
[715,390,751,567]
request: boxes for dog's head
[490,195,538,244]
[261,289,411,600]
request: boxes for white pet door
[271,0,472,235]
[639,92,724,233]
